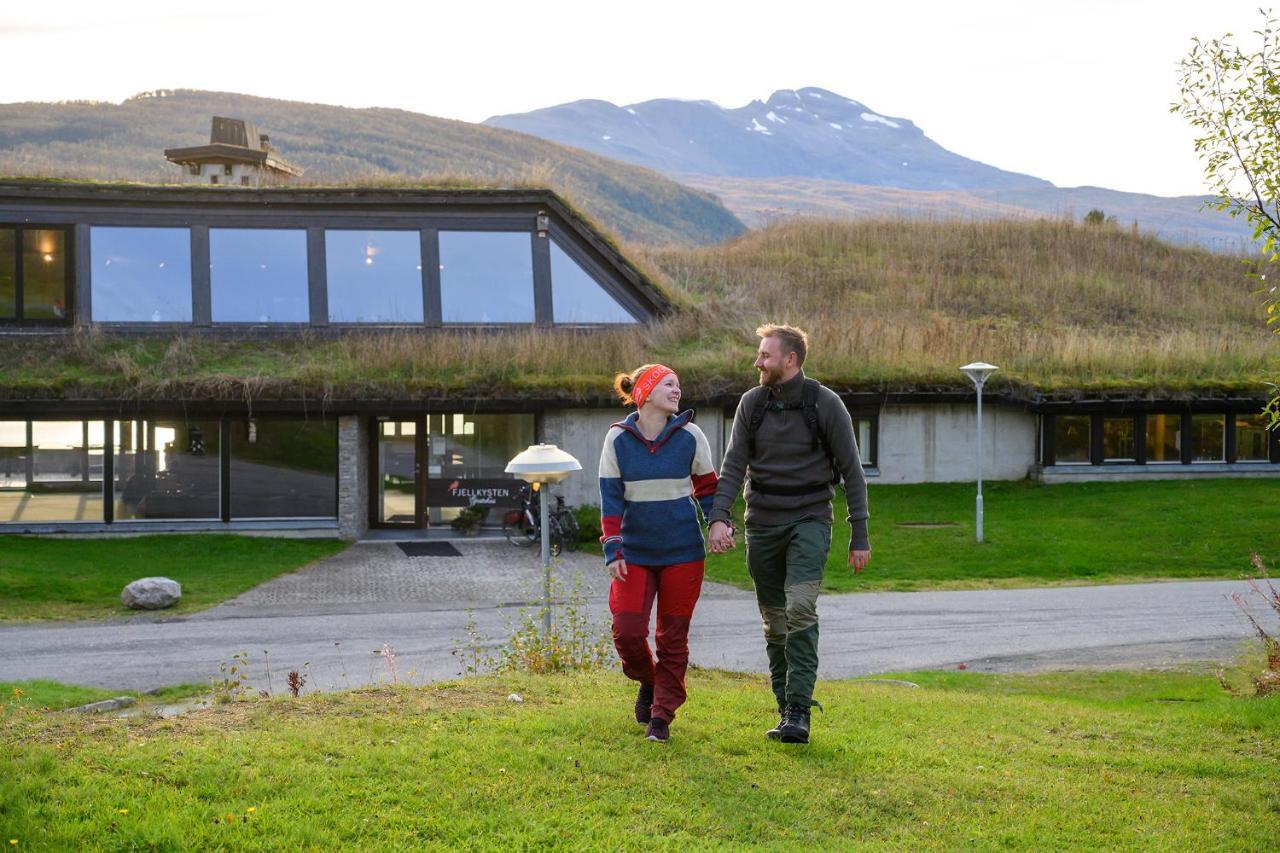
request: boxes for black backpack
[745,378,842,494]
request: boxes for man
[708,323,871,744]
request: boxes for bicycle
[502,485,580,556]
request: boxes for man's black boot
[765,702,786,740]
[776,703,811,744]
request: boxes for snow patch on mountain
[861,112,900,129]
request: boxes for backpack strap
[802,379,842,486]
[746,389,771,456]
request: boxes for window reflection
[114,419,220,520]
[90,227,193,322]
[550,240,634,324]
[0,420,105,522]
[439,231,534,323]
[0,229,14,318]
[211,229,308,323]
[1236,414,1271,462]
[21,230,66,319]
[1145,414,1181,463]
[1190,414,1225,462]
[1101,417,1135,462]
[325,230,423,323]
[426,413,534,526]
[230,419,337,518]
[1053,415,1090,464]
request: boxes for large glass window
[1236,413,1272,462]
[230,418,337,518]
[1191,414,1225,462]
[853,418,875,467]
[550,241,635,324]
[0,226,70,322]
[1145,414,1181,463]
[325,230,423,323]
[1102,417,1136,462]
[1053,415,1090,464]
[90,227,193,322]
[114,419,220,520]
[0,420,104,523]
[426,413,535,526]
[211,229,309,323]
[439,231,534,323]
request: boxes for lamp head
[505,443,582,484]
[960,361,999,388]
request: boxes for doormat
[398,542,463,557]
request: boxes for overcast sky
[0,0,1267,197]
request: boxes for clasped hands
[707,520,736,554]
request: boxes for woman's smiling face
[644,372,681,415]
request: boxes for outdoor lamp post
[960,362,999,543]
[505,444,582,636]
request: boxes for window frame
[0,224,74,327]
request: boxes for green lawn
[1,669,1275,849]
[703,478,1280,592]
[0,535,347,622]
[2,680,207,712]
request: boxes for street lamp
[505,443,582,636]
[960,362,999,543]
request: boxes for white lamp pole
[960,362,999,543]
[505,443,582,636]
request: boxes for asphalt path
[1,578,1273,693]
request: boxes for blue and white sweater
[598,410,719,567]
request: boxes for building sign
[425,477,523,508]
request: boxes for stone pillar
[337,415,368,541]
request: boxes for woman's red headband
[632,364,673,408]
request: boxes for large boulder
[121,577,182,610]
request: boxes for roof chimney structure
[164,117,303,187]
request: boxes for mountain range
[0,90,744,246]
[487,87,1249,250]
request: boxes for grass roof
[0,217,1274,406]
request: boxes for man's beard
[758,366,783,387]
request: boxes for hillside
[0,217,1272,402]
[487,87,1250,250]
[0,90,744,246]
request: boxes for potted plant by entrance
[451,504,488,536]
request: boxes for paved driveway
[0,541,1274,693]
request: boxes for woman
[598,363,719,742]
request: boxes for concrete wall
[542,408,727,509]
[337,415,368,540]
[876,403,1037,484]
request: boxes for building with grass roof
[0,180,1277,539]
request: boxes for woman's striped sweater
[598,410,719,567]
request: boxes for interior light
[42,253,53,263]
[365,257,374,265]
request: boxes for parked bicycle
[502,483,579,556]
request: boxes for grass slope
[0,535,346,622]
[703,479,1280,592]
[1,680,205,712]
[0,90,745,246]
[2,669,1276,849]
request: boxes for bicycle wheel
[502,509,537,547]
[557,510,580,551]
[549,517,564,557]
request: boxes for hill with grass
[0,216,1271,404]
[0,89,744,246]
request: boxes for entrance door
[373,419,424,528]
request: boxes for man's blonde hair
[755,323,809,366]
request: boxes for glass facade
[0,226,69,322]
[22,230,67,319]
[1101,417,1136,462]
[1236,413,1271,462]
[114,419,221,520]
[90,227,193,322]
[1145,414,1181,463]
[210,229,309,323]
[439,231,535,323]
[853,418,874,466]
[0,229,13,318]
[0,420,105,523]
[549,241,634,324]
[230,419,337,518]
[427,413,535,526]
[1191,414,1225,462]
[325,230,424,323]
[378,421,417,525]
[1053,416,1091,464]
